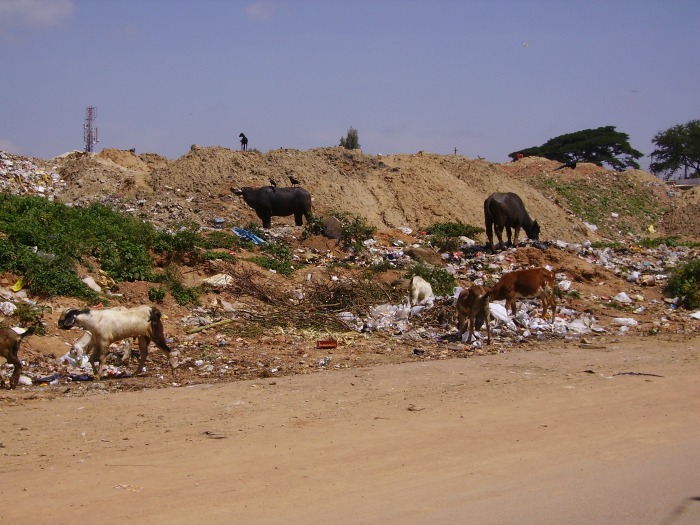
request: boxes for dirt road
[2,335,699,525]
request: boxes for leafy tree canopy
[509,126,643,171]
[339,127,360,150]
[649,119,700,180]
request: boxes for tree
[339,127,360,150]
[649,119,700,180]
[509,126,643,171]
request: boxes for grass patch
[0,194,238,299]
[530,174,666,238]
[665,259,700,309]
[406,263,455,297]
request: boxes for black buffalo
[484,192,540,253]
[232,186,312,228]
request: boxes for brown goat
[456,285,491,345]
[489,268,557,322]
[0,326,35,389]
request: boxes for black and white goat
[58,305,177,379]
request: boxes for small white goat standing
[410,275,435,306]
[58,305,177,379]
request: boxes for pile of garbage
[0,151,64,198]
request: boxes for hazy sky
[1,0,698,169]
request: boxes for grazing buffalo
[484,192,540,253]
[232,186,312,228]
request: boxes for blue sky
[1,0,698,169]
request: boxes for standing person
[239,133,248,151]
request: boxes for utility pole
[83,106,98,153]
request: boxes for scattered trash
[82,276,102,293]
[202,430,227,439]
[33,373,62,385]
[612,318,638,327]
[488,303,517,330]
[202,273,234,289]
[317,339,337,349]
[613,292,633,304]
[0,301,17,316]
[10,278,24,292]
[231,227,266,245]
[613,371,663,378]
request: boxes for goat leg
[89,346,102,379]
[7,350,22,389]
[134,338,149,375]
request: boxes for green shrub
[665,259,700,309]
[329,211,376,252]
[301,215,326,238]
[249,240,295,275]
[638,236,680,248]
[25,257,96,300]
[200,250,237,262]
[152,266,202,306]
[424,221,484,239]
[148,286,167,304]
[339,127,360,149]
[423,221,485,252]
[301,211,376,252]
[0,195,224,299]
[198,230,241,250]
[96,240,153,282]
[406,263,455,297]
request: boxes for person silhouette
[239,133,248,151]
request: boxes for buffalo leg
[494,225,506,251]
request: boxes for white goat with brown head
[58,305,177,379]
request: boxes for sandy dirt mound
[97,148,151,174]
[64,147,599,243]
[47,146,691,244]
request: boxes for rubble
[1,147,699,391]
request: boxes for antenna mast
[83,106,98,153]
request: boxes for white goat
[58,305,177,379]
[410,275,435,306]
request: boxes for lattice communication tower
[83,106,99,153]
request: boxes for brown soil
[2,336,699,524]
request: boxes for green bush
[424,221,484,239]
[339,127,360,150]
[148,286,167,304]
[424,221,485,252]
[0,195,233,299]
[665,259,700,309]
[25,257,97,300]
[96,240,153,282]
[249,240,295,275]
[301,215,326,238]
[406,263,455,297]
[154,266,202,306]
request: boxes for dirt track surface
[2,334,699,525]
